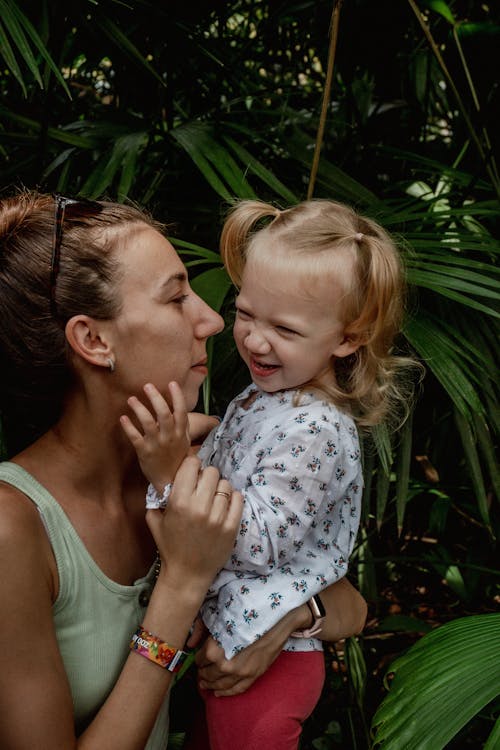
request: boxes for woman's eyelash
[172,294,189,304]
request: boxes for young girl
[122,199,410,750]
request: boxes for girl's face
[233,259,357,394]
[109,227,223,410]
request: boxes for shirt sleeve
[220,421,344,576]
[200,412,362,658]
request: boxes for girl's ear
[65,315,114,370]
[331,333,362,359]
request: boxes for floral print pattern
[198,384,362,659]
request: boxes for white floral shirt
[198,384,362,659]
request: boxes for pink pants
[184,650,325,750]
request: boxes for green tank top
[0,461,170,747]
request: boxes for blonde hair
[220,199,418,428]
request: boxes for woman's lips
[191,358,208,375]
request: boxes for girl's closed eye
[236,307,252,320]
[276,325,299,336]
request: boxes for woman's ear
[65,315,114,370]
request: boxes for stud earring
[107,357,115,373]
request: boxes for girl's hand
[120,381,189,491]
[147,456,243,593]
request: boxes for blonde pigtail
[220,200,281,288]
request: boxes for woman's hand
[194,605,311,697]
[195,578,367,696]
[120,381,190,491]
[146,456,242,594]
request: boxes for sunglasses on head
[50,194,102,317]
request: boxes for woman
[0,191,366,749]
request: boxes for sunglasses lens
[50,196,102,316]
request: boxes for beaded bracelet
[145,482,172,509]
[129,626,188,672]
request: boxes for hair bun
[0,192,54,265]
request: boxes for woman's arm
[195,577,367,696]
[0,457,243,750]
[317,577,367,641]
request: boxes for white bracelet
[145,482,173,509]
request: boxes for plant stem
[307,0,342,199]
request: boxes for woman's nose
[193,296,224,338]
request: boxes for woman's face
[110,227,223,410]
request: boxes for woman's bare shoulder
[0,478,53,558]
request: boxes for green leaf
[408,268,500,303]
[223,136,298,204]
[0,19,26,96]
[7,0,71,97]
[190,267,232,314]
[96,12,165,87]
[474,414,500,501]
[356,527,377,601]
[483,716,500,750]
[286,127,380,207]
[172,125,233,201]
[376,467,391,529]
[454,409,491,526]
[456,22,500,39]
[424,1,456,25]
[0,0,43,89]
[80,132,148,200]
[372,614,500,749]
[377,615,432,633]
[404,315,486,418]
[371,423,393,476]
[173,239,222,265]
[395,412,413,534]
[345,636,367,706]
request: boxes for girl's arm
[0,457,243,749]
[120,381,190,493]
[195,577,367,696]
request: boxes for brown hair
[221,199,419,428]
[0,189,161,453]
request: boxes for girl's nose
[244,327,271,354]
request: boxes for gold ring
[214,491,231,499]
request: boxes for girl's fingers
[168,381,188,434]
[126,395,158,433]
[170,455,204,499]
[223,490,243,530]
[143,383,174,430]
[119,414,143,447]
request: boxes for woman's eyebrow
[158,271,188,292]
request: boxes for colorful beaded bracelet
[129,626,188,672]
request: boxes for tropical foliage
[0,1,498,747]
